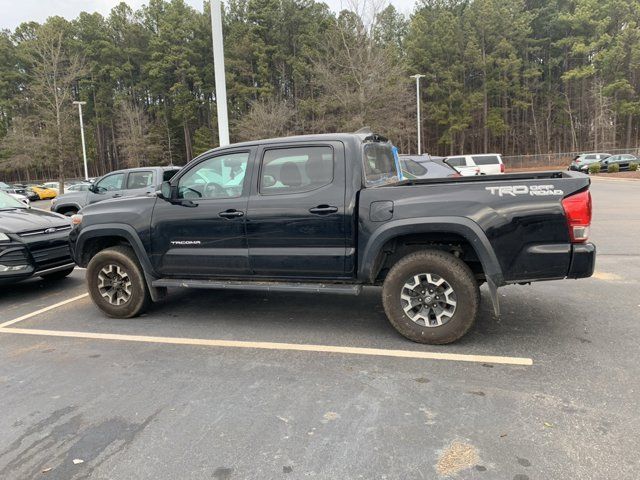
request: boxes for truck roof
[201,132,386,157]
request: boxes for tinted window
[445,157,466,167]
[363,143,398,185]
[96,173,124,192]
[178,152,248,199]
[260,146,333,195]
[584,155,596,160]
[401,158,427,176]
[126,171,154,189]
[163,169,179,181]
[471,155,501,165]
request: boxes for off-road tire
[382,250,480,344]
[87,245,151,318]
[40,267,75,281]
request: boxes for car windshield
[363,143,400,186]
[0,191,27,209]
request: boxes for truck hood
[0,207,71,234]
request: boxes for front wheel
[86,246,151,318]
[382,250,480,344]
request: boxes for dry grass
[436,441,480,476]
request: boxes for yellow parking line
[0,327,533,366]
[0,293,88,328]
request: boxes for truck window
[363,143,399,185]
[178,152,249,199]
[95,173,124,192]
[126,171,154,189]
[260,146,333,195]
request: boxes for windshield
[363,143,400,186]
[0,191,26,209]
[0,182,11,189]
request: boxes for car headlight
[71,214,83,226]
[0,233,10,242]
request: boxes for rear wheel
[382,250,480,344]
[40,267,74,281]
[86,246,150,318]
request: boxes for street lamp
[73,101,89,180]
[410,74,426,155]
[210,0,230,147]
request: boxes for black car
[398,155,461,179]
[0,191,75,284]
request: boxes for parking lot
[0,178,638,479]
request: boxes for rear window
[401,158,427,176]
[445,157,466,167]
[471,155,501,165]
[363,143,399,185]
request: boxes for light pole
[410,74,425,155]
[73,101,89,180]
[210,0,230,146]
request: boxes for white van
[444,154,505,175]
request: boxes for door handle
[309,205,338,215]
[219,209,244,218]
[113,193,122,198]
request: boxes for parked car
[0,181,29,197]
[399,155,461,179]
[0,191,74,284]
[568,153,611,172]
[598,154,639,171]
[29,185,58,200]
[443,154,504,175]
[441,156,481,176]
[69,132,595,345]
[51,166,180,216]
[8,193,30,206]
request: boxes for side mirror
[262,175,276,188]
[158,181,173,200]
[88,184,98,193]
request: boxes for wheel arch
[358,217,504,316]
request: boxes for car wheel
[382,250,480,344]
[86,245,151,318]
[40,267,75,281]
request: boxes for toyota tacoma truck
[69,132,595,344]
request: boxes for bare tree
[27,23,84,193]
[115,99,164,167]
[235,98,296,141]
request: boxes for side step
[151,278,363,296]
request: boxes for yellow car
[29,185,58,200]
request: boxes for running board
[151,278,363,295]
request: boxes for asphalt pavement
[1,178,638,479]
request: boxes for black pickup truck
[69,132,595,344]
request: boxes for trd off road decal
[485,185,564,197]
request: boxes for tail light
[500,163,505,173]
[562,190,592,243]
[475,167,480,175]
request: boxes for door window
[178,152,249,199]
[95,173,124,192]
[260,146,333,195]
[126,171,154,189]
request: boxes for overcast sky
[0,0,417,31]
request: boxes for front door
[151,150,253,277]
[246,142,348,278]
[88,172,126,204]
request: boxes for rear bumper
[567,242,596,279]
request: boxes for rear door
[245,142,348,278]
[123,170,156,198]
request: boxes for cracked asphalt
[0,178,638,479]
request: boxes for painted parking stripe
[0,293,89,328]
[0,327,533,366]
